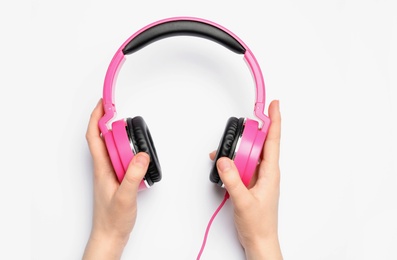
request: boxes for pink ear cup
[112,120,134,172]
[233,119,267,187]
[104,119,147,190]
[102,130,124,183]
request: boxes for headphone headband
[99,17,270,134]
[122,20,246,55]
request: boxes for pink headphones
[99,17,271,191]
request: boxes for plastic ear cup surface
[209,117,245,186]
[112,119,135,172]
[126,116,162,186]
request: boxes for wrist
[83,230,129,260]
[244,236,282,260]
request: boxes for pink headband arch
[98,16,270,134]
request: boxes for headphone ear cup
[210,117,245,186]
[127,116,162,186]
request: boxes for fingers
[117,152,150,199]
[255,100,281,190]
[217,157,249,203]
[209,150,216,160]
[262,100,281,164]
[211,100,281,194]
[86,99,110,164]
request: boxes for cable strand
[196,192,230,259]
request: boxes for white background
[1,0,396,259]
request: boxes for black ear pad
[126,116,162,186]
[209,117,245,186]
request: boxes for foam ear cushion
[126,116,162,186]
[209,117,245,186]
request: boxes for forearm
[244,236,283,260]
[82,232,128,260]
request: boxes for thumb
[217,157,249,201]
[117,152,149,199]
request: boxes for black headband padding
[127,116,162,186]
[209,117,245,186]
[122,20,246,55]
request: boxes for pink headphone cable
[196,191,230,259]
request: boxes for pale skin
[83,99,282,260]
[211,99,283,260]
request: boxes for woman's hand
[83,99,149,260]
[211,100,283,260]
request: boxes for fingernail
[134,153,149,167]
[217,158,232,172]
